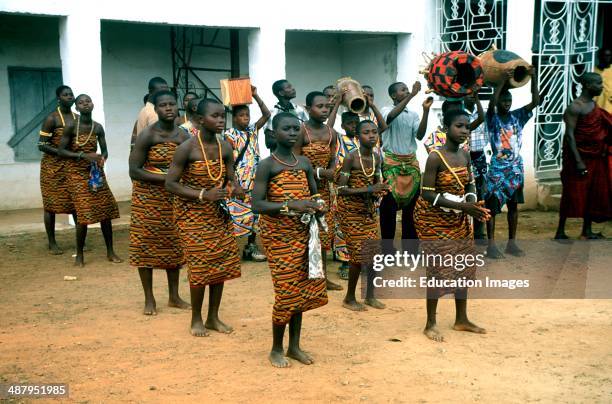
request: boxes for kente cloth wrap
[414,166,476,297]
[66,127,119,225]
[173,159,241,288]
[337,169,381,266]
[301,129,334,250]
[560,105,612,221]
[129,142,184,269]
[224,125,260,237]
[426,51,484,98]
[259,170,328,325]
[382,151,421,208]
[40,113,75,214]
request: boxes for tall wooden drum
[336,77,367,114]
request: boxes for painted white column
[59,14,105,127]
[248,26,286,158]
[506,0,537,209]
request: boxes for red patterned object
[424,51,484,98]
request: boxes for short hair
[306,91,327,107]
[196,98,223,115]
[442,109,470,128]
[341,111,359,124]
[75,94,91,104]
[55,85,72,98]
[388,82,404,97]
[143,93,149,105]
[322,85,335,93]
[362,85,373,91]
[356,119,376,135]
[272,79,289,97]
[187,98,201,113]
[148,77,168,91]
[272,112,299,130]
[183,91,198,101]
[499,88,512,99]
[152,90,176,106]
[579,72,601,86]
[441,100,463,114]
[232,104,250,115]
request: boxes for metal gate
[534,0,600,179]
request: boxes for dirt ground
[0,211,611,403]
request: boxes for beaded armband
[39,131,52,137]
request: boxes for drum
[478,49,531,88]
[336,77,367,114]
[220,78,252,106]
[423,51,484,98]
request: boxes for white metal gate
[534,0,600,179]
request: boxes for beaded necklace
[356,147,376,177]
[75,117,95,147]
[196,130,224,182]
[272,152,299,167]
[57,106,76,127]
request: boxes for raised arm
[562,102,586,172]
[38,115,59,155]
[252,86,272,130]
[488,83,505,117]
[416,96,434,141]
[129,132,165,184]
[367,96,388,132]
[326,92,344,130]
[524,68,540,112]
[386,81,421,124]
[468,93,485,131]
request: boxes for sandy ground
[0,211,611,403]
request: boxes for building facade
[0,0,608,210]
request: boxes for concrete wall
[0,15,62,209]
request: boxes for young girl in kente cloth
[337,120,390,311]
[166,98,243,337]
[129,90,191,315]
[253,112,328,368]
[414,109,490,342]
[38,85,78,254]
[58,94,122,267]
[294,91,342,291]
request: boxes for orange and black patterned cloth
[173,159,240,288]
[66,126,119,225]
[259,170,328,325]
[40,114,75,214]
[414,166,475,297]
[129,142,184,269]
[337,169,381,266]
[301,125,334,250]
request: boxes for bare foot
[190,319,209,337]
[424,325,444,342]
[342,299,367,311]
[453,320,487,334]
[364,298,386,309]
[74,254,85,268]
[48,244,63,255]
[486,245,505,259]
[107,252,123,263]
[168,297,191,310]
[505,242,525,257]
[326,280,343,291]
[553,233,572,244]
[205,318,233,334]
[286,347,314,365]
[143,298,157,316]
[269,350,290,368]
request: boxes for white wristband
[316,167,321,180]
[433,193,441,206]
[464,192,477,201]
